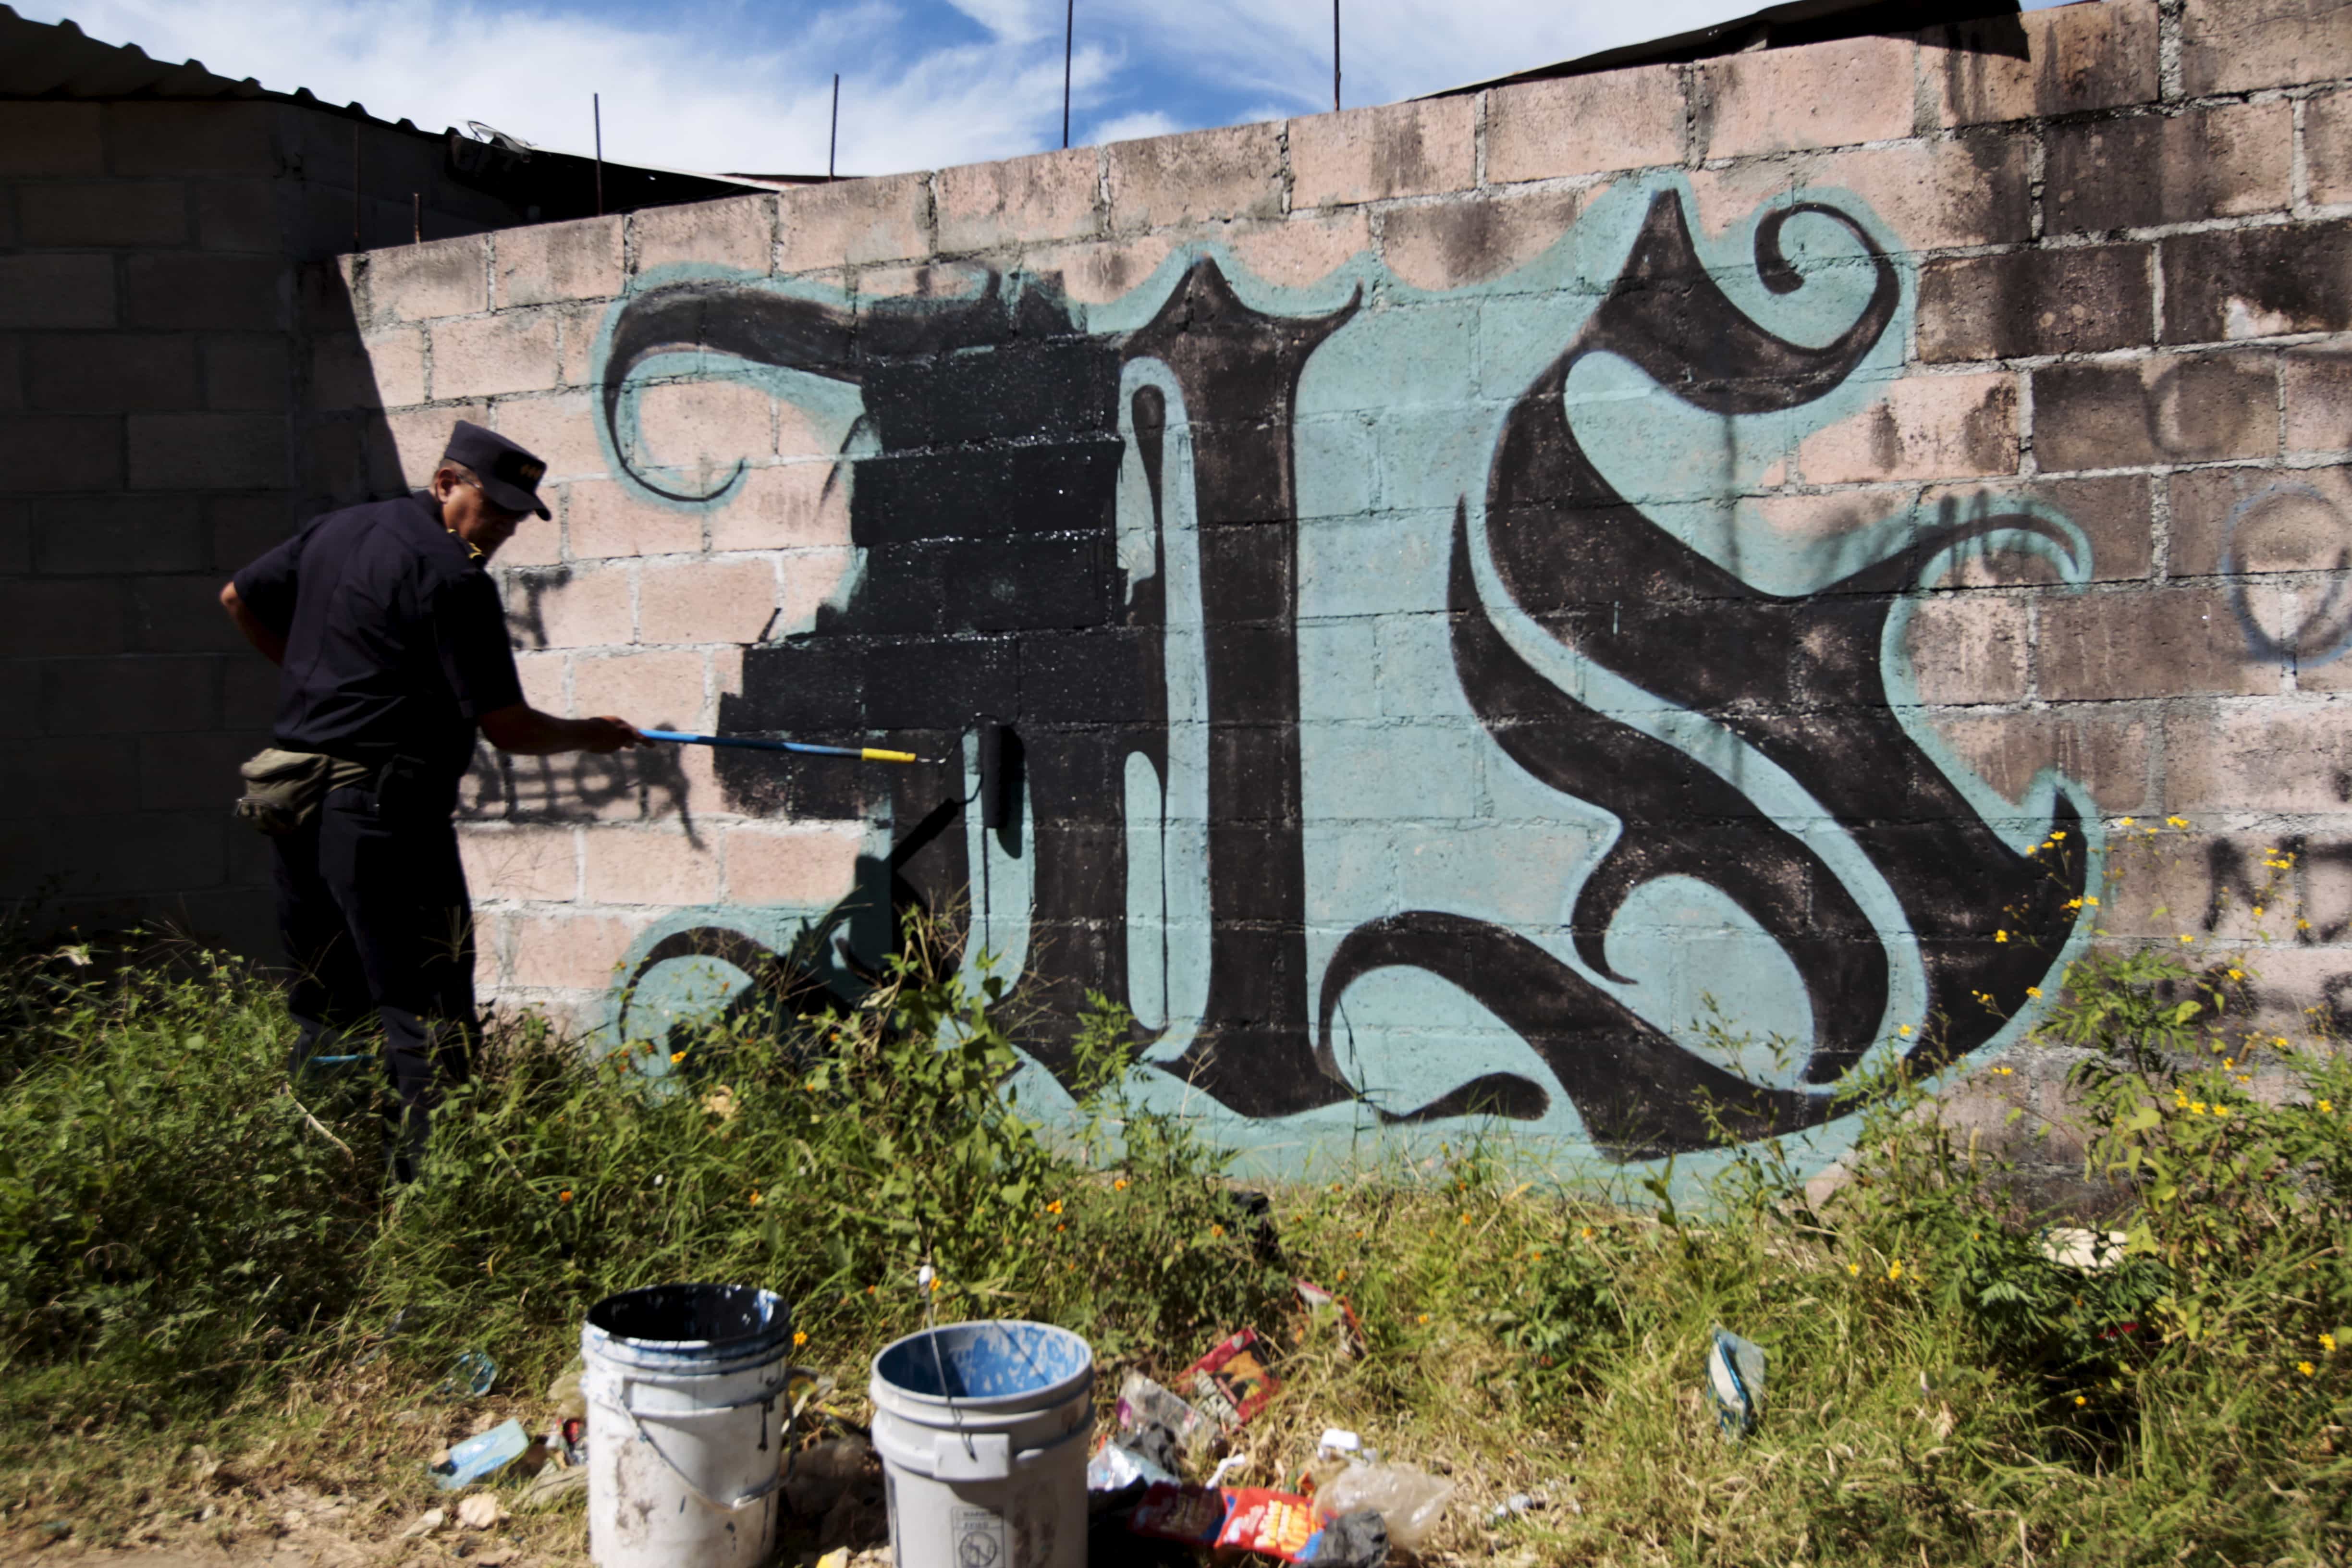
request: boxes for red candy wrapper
[1128,1484,1335,1563]
[1184,1327,1279,1428]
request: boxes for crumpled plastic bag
[1313,1461,1453,1552]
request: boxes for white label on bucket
[951,1505,1004,1568]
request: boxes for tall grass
[1,906,2348,1565]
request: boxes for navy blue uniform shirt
[233,492,523,797]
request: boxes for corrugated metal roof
[0,3,441,129]
[0,6,807,189]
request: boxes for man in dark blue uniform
[220,421,643,1177]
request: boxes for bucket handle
[882,1413,1091,1484]
[591,1366,817,1516]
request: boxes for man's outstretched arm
[479,703,647,757]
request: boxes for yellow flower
[1898,1024,1914,1037]
[2298,1360,2316,1377]
[2321,1100,2335,1115]
[2065,898,2083,911]
[2026,986,2043,999]
[2084,896,2099,907]
[2073,1395,2087,1407]
[2254,906,2266,919]
[1045,1199,1064,1215]
[2273,1035,2289,1049]
[1996,930,2010,943]
[1847,1262,1861,1276]
[928,1277,942,1293]
[2321,1334,2338,1353]
[558,1189,574,1204]
[1210,1225,1225,1239]
[2177,934,2194,944]
[2191,1102,2207,1115]
[1995,1066,2014,1076]
[1529,1251,1543,1262]
[2212,1104,2230,1119]
[1417,1313,1431,1326]
[1886,1260,1904,1282]
[1580,1226,1594,1240]
[2228,968,2244,982]
[2118,817,2136,827]
[749,1190,763,1206]
[1112,1178,1127,1191]
[1336,1269,1346,1282]
[670,1050,687,1065]
[2051,831,2067,841]
[2167,816,2189,829]
[1459,1214,1474,1226]
[793,1329,808,1348]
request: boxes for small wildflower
[2321,1100,2335,1115]
[2051,831,2067,841]
[2026,986,2043,999]
[1336,1269,1347,1282]
[866,1285,877,1295]
[559,1189,574,1204]
[1848,1262,1862,1276]
[2229,968,2245,982]
[1886,1260,1904,1282]
[1580,1226,1594,1240]
[2212,1104,2230,1119]
[2167,816,2189,829]
[749,1190,762,1206]
[1530,1251,1543,1262]
[1417,1313,1431,1326]
[1996,930,2010,943]
[1045,1199,1064,1215]
[2085,896,2099,907]
[2274,1035,2290,1049]
[2065,898,2083,911]
[1899,1024,1914,1037]
[2254,906,2266,919]
[2119,817,2136,827]
[793,1329,808,1348]
[1459,1214,1474,1226]
[1995,1066,2015,1076]
[2299,1360,2316,1377]
[928,1277,942,1293]
[1210,1225,1225,1239]
[2321,1333,2338,1353]
[2074,1395,2087,1407]
[2191,1102,2208,1115]
[1113,1178,1128,1191]
[670,1050,687,1065]
[2178,934,2195,944]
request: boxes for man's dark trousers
[274,781,476,1172]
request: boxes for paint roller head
[976,719,1007,831]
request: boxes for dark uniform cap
[442,420,551,520]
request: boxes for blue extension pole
[640,729,935,765]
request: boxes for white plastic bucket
[582,1284,798,1568]
[869,1321,1094,1568]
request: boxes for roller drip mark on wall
[586,173,2096,1179]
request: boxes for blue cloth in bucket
[874,1322,1091,1403]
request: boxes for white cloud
[1088,108,1181,144]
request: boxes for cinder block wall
[327,0,2352,1186]
[0,97,625,951]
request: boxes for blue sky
[30,0,2070,179]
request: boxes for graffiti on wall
[582,174,2099,1174]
